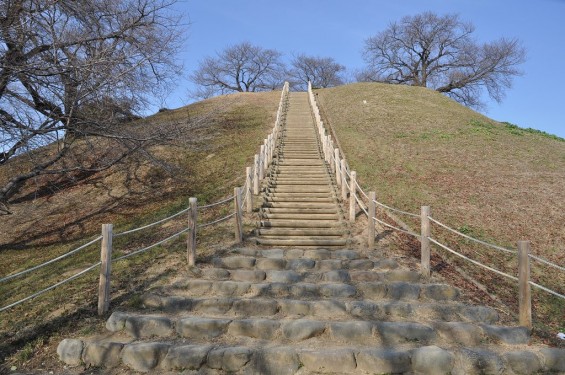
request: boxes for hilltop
[1,82,564,371]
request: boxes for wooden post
[259,145,265,180]
[187,197,197,266]
[341,159,347,200]
[253,154,260,195]
[98,224,113,316]
[263,140,269,173]
[329,141,335,173]
[368,192,376,247]
[334,149,341,186]
[421,206,431,279]
[268,134,274,165]
[245,167,252,213]
[349,171,357,222]
[518,241,532,329]
[234,187,243,243]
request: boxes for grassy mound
[0,91,280,367]
[317,82,564,344]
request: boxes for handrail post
[341,159,347,200]
[268,134,274,166]
[421,206,431,279]
[334,149,341,186]
[98,223,113,316]
[349,171,357,222]
[245,167,252,213]
[259,145,265,181]
[234,187,243,243]
[187,197,197,266]
[368,192,376,247]
[518,241,532,329]
[253,154,260,195]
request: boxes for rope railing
[199,194,235,209]
[114,208,190,237]
[529,281,565,299]
[1,82,292,315]
[373,199,420,218]
[528,253,565,272]
[428,237,519,282]
[0,235,102,283]
[198,212,236,228]
[0,262,101,313]
[306,80,564,330]
[373,216,421,238]
[428,216,517,255]
[113,227,190,262]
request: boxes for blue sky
[164,0,565,138]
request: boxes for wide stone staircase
[57,91,565,374]
[255,93,347,247]
[58,247,564,374]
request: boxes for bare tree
[0,0,183,212]
[288,54,345,91]
[190,42,285,99]
[361,12,526,108]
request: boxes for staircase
[256,92,348,247]
[58,247,565,374]
[57,91,565,374]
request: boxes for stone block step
[230,248,367,261]
[160,279,458,302]
[139,295,499,324]
[105,313,531,347]
[59,340,565,374]
[202,257,416,275]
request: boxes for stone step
[229,248,367,260]
[157,279,459,302]
[104,313,531,347]
[256,237,348,247]
[58,340,565,374]
[138,295,499,324]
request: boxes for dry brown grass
[0,91,280,371]
[317,82,565,345]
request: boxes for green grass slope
[316,82,564,342]
[0,91,280,368]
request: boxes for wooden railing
[0,82,291,316]
[307,82,564,329]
